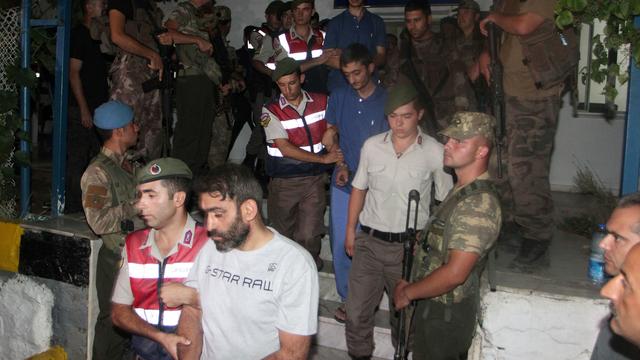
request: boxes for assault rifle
[394,190,420,360]
[141,2,175,157]
[487,22,505,179]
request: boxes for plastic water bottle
[588,224,607,285]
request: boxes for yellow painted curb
[0,221,23,272]
[27,346,67,360]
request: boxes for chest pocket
[367,165,386,190]
[407,167,431,191]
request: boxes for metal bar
[584,24,593,111]
[20,0,32,217]
[620,16,640,195]
[30,18,56,27]
[50,0,72,216]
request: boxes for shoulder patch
[83,185,108,210]
[260,112,271,127]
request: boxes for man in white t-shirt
[177,163,319,360]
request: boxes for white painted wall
[473,288,610,360]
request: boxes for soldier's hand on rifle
[158,332,191,360]
[157,31,173,46]
[196,38,213,56]
[393,280,411,310]
[478,52,492,83]
[148,52,164,81]
[345,227,356,257]
[479,15,495,37]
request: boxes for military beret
[457,0,480,12]
[265,0,284,14]
[439,112,495,141]
[291,0,314,9]
[214,5,231,22]
[93,100,134,130]
[384,82,419,116]
[136,157,193,184]
[271,57,300,82]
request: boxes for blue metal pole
[19,0,32,218]
[50,0,71,216]
[621,16,640,195]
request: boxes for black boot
[509,239,551,273]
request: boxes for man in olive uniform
[163,0,220,175]
[384,0,476,140]
[394,112,502,360]
[108,0,165,161]
[81,100,141,360]
[479,0,563,269]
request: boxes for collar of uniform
[278,89,313,110]
[381,128,426,148]
[289,25,314,42]
[139,214,198,260]
[348,83,385,102]
[100,146,126,166]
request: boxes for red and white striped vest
[277,28,325,63]
[265,91,329,178]
[126,224,208,327]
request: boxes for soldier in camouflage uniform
[394,112,502,360]
[479,0,562,269]
[162,0,220,175]
[383,0,476,141]
[108,0,165,161]
[81,101,141,360]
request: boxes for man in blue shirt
[322,43,389,323]
[323,0,386,92]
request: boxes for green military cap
[136,157,193,184]
[292,0,314,9]
[457,0,480,12]
[384,82,419,116]
[265,0,284,14]
[214,5,231,22]
[439,112,495,141]
[271,57,300,81]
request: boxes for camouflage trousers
[110,53,162,161]
[208,110,233,169]
[495,95,561,242]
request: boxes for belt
[360,225,407,243]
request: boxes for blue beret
[93,100,134,130]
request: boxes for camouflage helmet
[439,112,495,142]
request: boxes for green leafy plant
[556,0,640,107]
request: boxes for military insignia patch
[184,230,193,245]
[149,163,161,175]
[260,113,271,127]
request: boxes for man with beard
[111,157,208,360]
[591,193,640,360]
[176,164,319,360]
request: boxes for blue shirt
[324,9,387,92]
[326,85,389,192]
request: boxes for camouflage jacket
[81,147,139,251]
[413,173,502,304]
[384,31,477,129]
[171,1,221,83]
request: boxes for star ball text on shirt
[204,265,274,292]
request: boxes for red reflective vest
[126,223,208,327]
[265,91,329,178]
[277,28,325,62]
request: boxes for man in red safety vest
[111,157,208,360]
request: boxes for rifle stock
[488,23,505,179]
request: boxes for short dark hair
[339,43,373,67]
[404,0,431,16]
[194,164,263,208]
[95,128,113,143]
[618,193,640,210]
[161,177,192,200]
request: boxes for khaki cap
[384,82,419,116]
[136,158,193,184]
[271,57,300,81]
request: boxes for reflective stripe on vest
[277,29,325,61]
[279,109,325,130]
[267,141,324,157]
[134,308,181,327]
[128,262,194,279]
